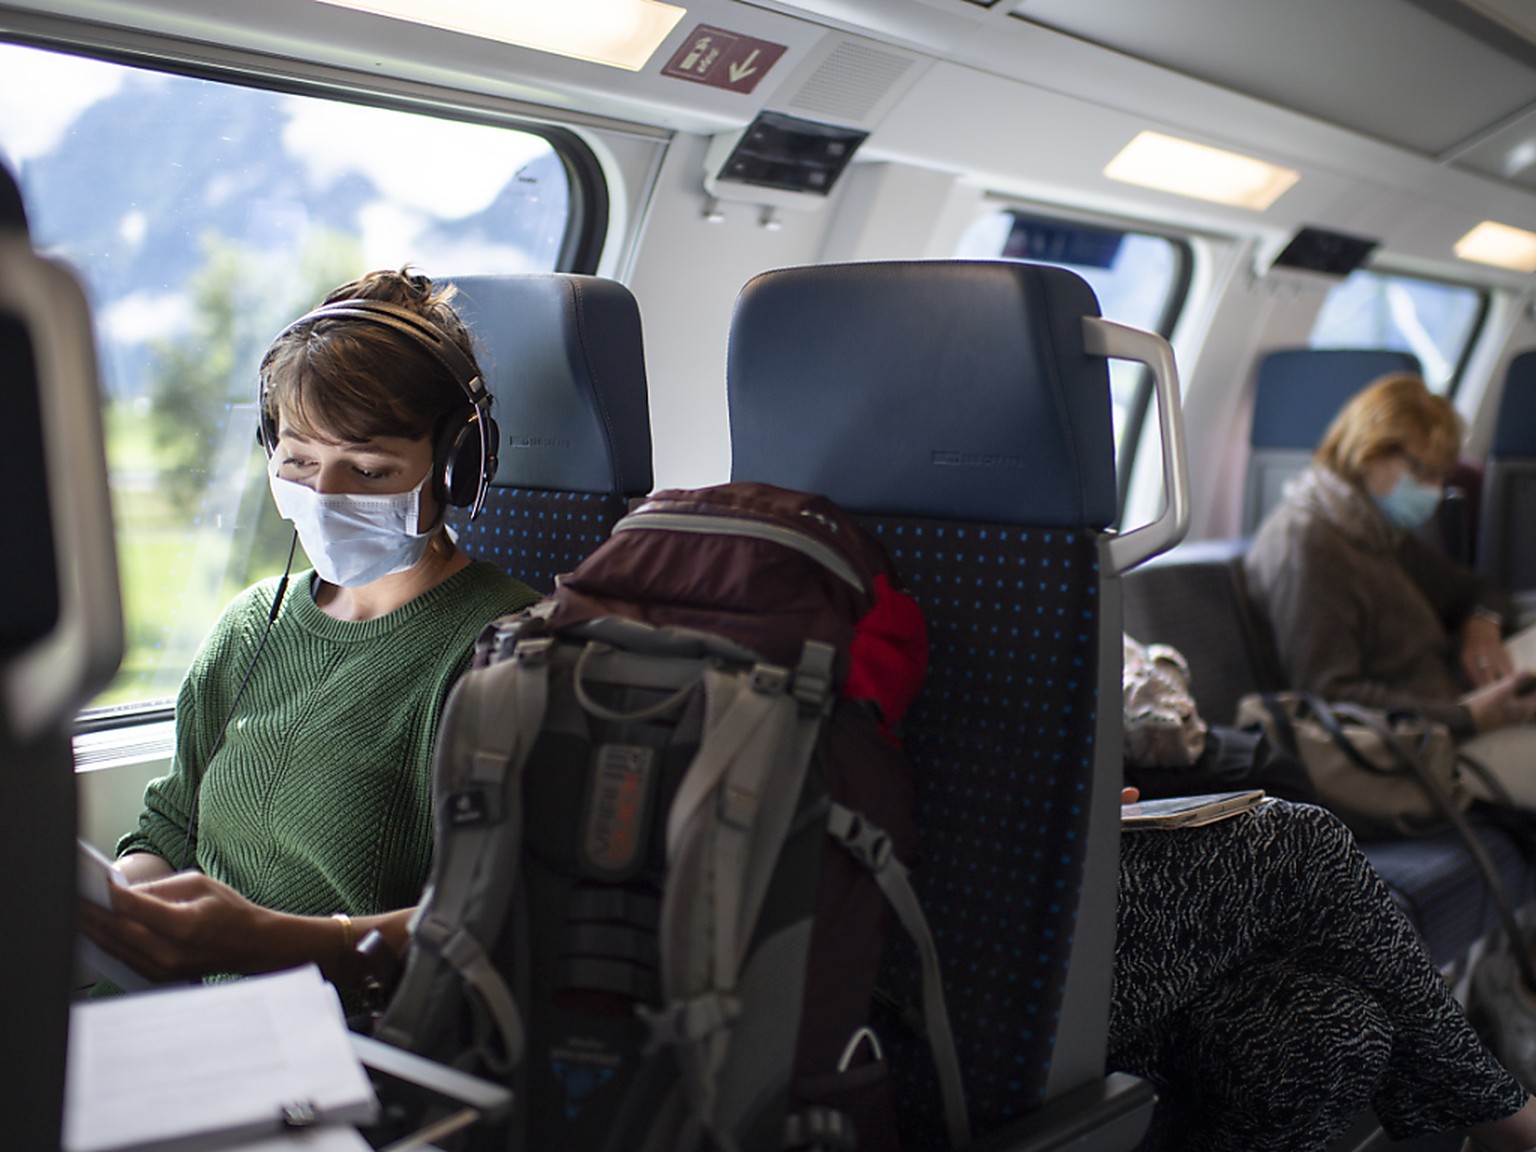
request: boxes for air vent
[784,40,917,124]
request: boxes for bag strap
[828,802,971,1150]
[373,636,551,1071]
[1256,692,1304,761]
[1314,703,1536,993]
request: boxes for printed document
[63,965,377,1152]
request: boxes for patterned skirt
[1110,799,1526,1152]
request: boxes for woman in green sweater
[79,268,538,994]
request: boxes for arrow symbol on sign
[728,49,761,84]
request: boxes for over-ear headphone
[258,298,499,518]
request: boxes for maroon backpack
[374,482,967,1152]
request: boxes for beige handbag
[1122,636,1208,768]
[1234,691,1467,840]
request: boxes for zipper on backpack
[611,512,866,591]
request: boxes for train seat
[1477,350,1536,596]
[727,259,1193,1150]
[1122,539,1534,972]
[442,274,653,592]
[1242,347,1422,535]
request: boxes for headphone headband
[258,296,498,518]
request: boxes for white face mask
[267,455,438,587]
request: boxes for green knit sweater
[118,560,538,920]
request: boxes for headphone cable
[179,530,298,870]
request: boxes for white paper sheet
[1507,621,1536,674]
[63,965,377,1152]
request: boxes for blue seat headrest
[1250,348,1421,449]
[1493,351,1536,457]
[447,274,653,495]
[727,260,1116,527]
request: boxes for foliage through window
[0,41,578,712]
[1309,269,1486,394]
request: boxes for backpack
[372,481,968,1152]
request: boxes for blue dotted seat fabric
[445,489,630,596]
[864,514,1101,1146]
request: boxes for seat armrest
[968,1073,1156,1152]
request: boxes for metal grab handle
[1083,315,1190,574]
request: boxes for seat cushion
[1360,816,1534,969]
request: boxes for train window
[1309,269,1488,394]
[956,209,1191,511]
[0,40,588,719]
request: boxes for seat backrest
[727,259,1169,1145]
[1478,350,1536,591]
[1243,347,1421,534]
[1121,538,1285,727]
[442,274,653,593]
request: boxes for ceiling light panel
[313,0,688,71]
[1454,220,1536,272]
[1104,131,1299,210]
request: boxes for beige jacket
[1243,466,1506,736]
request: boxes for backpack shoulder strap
[374,635,552,1071]
[828,802,971,1149]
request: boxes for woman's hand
[1462,672,1536,733]
[78,871,290,982]
[79,873,418,986]
[1461,614,1511,688]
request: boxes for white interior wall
[626,133,844,489]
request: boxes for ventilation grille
[786,40,917,124]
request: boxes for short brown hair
[260,266,480,445]
[1315,372,1461,483]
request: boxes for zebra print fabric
[1110,800,1526,1151]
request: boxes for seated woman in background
[79,267,539,998]
[1244,372,1536,798]
[1242,370,1536,1095]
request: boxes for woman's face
[1359,440,1454,498]
[272,421,441,523]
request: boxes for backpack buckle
[793,641,836,715]
[638,992,742,1055]
[829,804,894,873]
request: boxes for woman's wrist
[1471,605,1505,632]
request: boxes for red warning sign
[660,25,786,95]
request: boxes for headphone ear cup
[435,412,493,508]
[258,407,279,457]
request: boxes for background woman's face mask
[268,456,436,586]
[1373,471,1443,530]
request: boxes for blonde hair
[1315,372,1462,483]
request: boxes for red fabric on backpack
[846,573,928,738]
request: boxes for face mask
[267,456,437,586]
[1373,472,1442,530]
